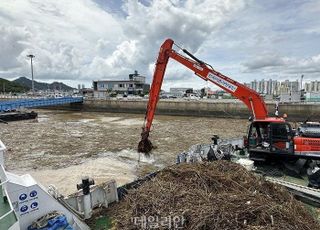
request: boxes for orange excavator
[138,38,320,163]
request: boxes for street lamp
[27,54,35,96]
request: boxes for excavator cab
[248,120,294,161]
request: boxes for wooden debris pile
[108,161,320,230]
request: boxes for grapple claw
[138,131,153,154]
[138,138,153,154]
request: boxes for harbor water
[0,110,248,194]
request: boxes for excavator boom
[138,38,268,153]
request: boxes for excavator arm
[138,38,268,153]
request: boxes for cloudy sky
[0,0,319,89]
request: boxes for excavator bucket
[138,138,153,154]
[138,131,153,154]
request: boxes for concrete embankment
[44,99,317,120]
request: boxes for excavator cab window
[248,124,258,146]
[248,122,270,148]
[269,122,294,154]
[248,121,294,156]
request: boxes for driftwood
[108,161,320,230]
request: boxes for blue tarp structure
[28,214,73,230]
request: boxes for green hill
[0,78,30,93]
[13,77,74,91]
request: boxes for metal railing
[0,96,83,112]
[0,158,18,230]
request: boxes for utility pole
[27,54,35,96]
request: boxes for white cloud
[0,0,123,83]
[243,53,320,81]
[243,54,287,70]
[0,26,30,70]
[84,40,139,79]
[0,0,319,89]
[115,0,248,88]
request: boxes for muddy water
[0,110,248,194]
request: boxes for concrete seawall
[43,99,318,121]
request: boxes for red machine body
[294,137,320,155]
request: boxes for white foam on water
[14,149,159,195]
[99,149,156,164]
[65,120,98,127]
[37,114,50,123]
[112,118,145,126]
[69,113,83,116]
[15,155,137,195]
[68,130,84,138]
[79,119,96,123]
[100,117,122,122]
[65,121,82,125]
